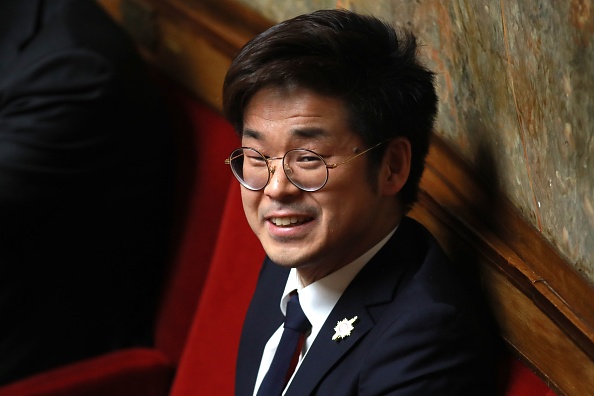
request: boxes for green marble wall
[234,0,594,284]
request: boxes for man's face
[240,86,399,285]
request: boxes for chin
[264,245,311,269]
[265,250,300,268]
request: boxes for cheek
[241,191,260,227]
[315,194,346,235]
[322,185,375,226]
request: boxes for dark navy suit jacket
[0,0,173,385]
[236,217,496,395]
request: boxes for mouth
[268,216,312,227]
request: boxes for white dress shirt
[252,227,397,395]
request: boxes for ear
[379,137,411,196]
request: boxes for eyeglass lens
[228,148,329,191]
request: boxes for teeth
[270,217,308,226]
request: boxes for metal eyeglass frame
[224,139,390,192]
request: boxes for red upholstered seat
[0,348,173,396]
[500,355,557,396]
[170,180,265,395]
[154,79,240,363]
[0,78,239,395]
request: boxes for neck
[296,218,400,286]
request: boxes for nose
[264,160,301,199]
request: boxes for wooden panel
[411,190,594,395]
[486,267,592,395]
[97,1,594,394]
[425,138,594,329]
[98,0,270,109]
[420,139,594,357]
[412,140,594,394]
[410,202,594,395]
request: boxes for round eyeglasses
[224,140,389,192]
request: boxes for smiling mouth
[269,216,312,227]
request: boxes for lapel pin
[332,316,358,341]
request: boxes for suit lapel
[285,294,373,396]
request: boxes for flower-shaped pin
[332,316,358,341]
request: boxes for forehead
[241,86,357,146]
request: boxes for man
[0,0,174,385]
[224,9,495,395]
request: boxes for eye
[292,152,324,169]
[245,155,267,167]
[296,155,322,163]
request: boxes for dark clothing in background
[0,0,174,385]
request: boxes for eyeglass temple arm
[224,154,283,165]
[326,140,390,169]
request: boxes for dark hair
[223,9,437,211]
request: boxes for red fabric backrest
[170,181,265,396]
[499,354,556,396]
[0,348,173,396]
[154,78,240,363]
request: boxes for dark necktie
[257,292,311,396]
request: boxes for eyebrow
[242,127,330,141]
[242,128,262,140]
